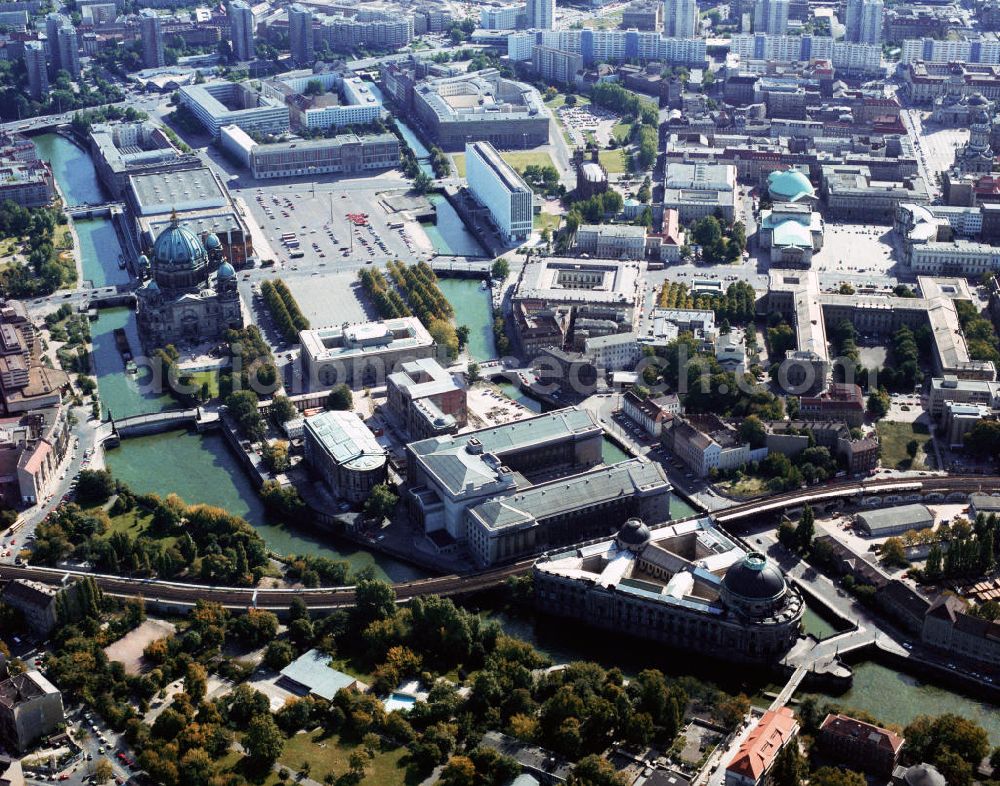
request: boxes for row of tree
[358,267,412,319]
[385,260,453,327]
[261,279,309,343]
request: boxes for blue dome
[217,261,236,279]
[152,220,207,270]
[204,232,221,250]
[138,254,150,268]
[768,170,815,202]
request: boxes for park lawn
[876,421,932,470]
[0,236,19,260]
[598,149,627,174]
[83,503,180,550]
[188,369,220,399]
[452,150,556,178]
[534,212,561,233]
[612,121,632,143]
[719,476,771,500]
[583,10,623,28]
[216,751,282,786]
[279,728,408,786]
[544,93,591,111]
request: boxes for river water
[423,196,487,257]
[437,278,495,361]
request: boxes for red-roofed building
[819,713,904,776]
[725,707,799,786]
[800,383,865,427]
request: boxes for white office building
[229,0,255,61]
[480,4,522,29]
[466,141,533,243]
[178,81,290,137]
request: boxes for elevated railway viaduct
[2,475,999,614]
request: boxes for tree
[796,504,815,552]
[325,384,353,411]
[880,537,908,568]
[245,714,284,770]
[738,415,766,448]
[413,170,433,194]
[439,756,477,786]
[354,578,396,626]
[264,639,295,671]
[94,759,114,784]
[76,469,115,505]
[567,755,627,786]
[771,742,802,786]
[429,319,459,359]
[456,325,470,349]
[491,258,509,280]
[810,767,867,786]
[866,388,891,420]
[364,483,398,521]
[270,394,297,424]
[467,361,481,383]
[715,693,751,729]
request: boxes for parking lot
[557,104,623,146]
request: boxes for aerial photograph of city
[1,0,1000,782]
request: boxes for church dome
[768,169,815,202]
[969,92,989,107]
[723,552,785,600]
[616,518,651,551]
[217,261,236,279]
[152,218,207,270]
[204,232,221,250]
[903,764,946,786]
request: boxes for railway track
[3,474,999,610]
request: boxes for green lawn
[84,503,180,549]
[452,150,556,178]
[280,728,408,786]
[583,10,623,28]
[598,149,627,174]
[544,93,591,111]
[612,121,633,143]
[876,421,933,470]
[719,476,771,500]
[188,369,220,399]
[534,212,561,234]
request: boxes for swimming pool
[383,692,417,713]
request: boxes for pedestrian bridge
[66,202,123,219]
[96,408,219,445]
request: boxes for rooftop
[300,317,434,362]
[128,166,226,215]
[409,407,601,496]
[467,458,670,533]
[515,258,643,306]
[279,649,360,701]
[304,410,386,471]
[856,503,933,533]
[726,708,798,781]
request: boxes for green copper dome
[217,261,236,279]
[768,169,815,202]
[152,218,207,270]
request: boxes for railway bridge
[3,475,1000,614]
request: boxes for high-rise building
[466,140,533,243]
[857,0,883,44]
[24,40,49,99]
[56,23,80,78]
[288,4,314,65]
[527,0,554,30]
[139,9,164,68]
[229,0,255,61]
[44,12,65,73]
[663,0,697,38]
[753,0,789,34]
[845,0,881,43]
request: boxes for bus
[280,232,297,242]
[289,250,305,259]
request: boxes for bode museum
[533,518,805,662]
[135,215,245,348]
